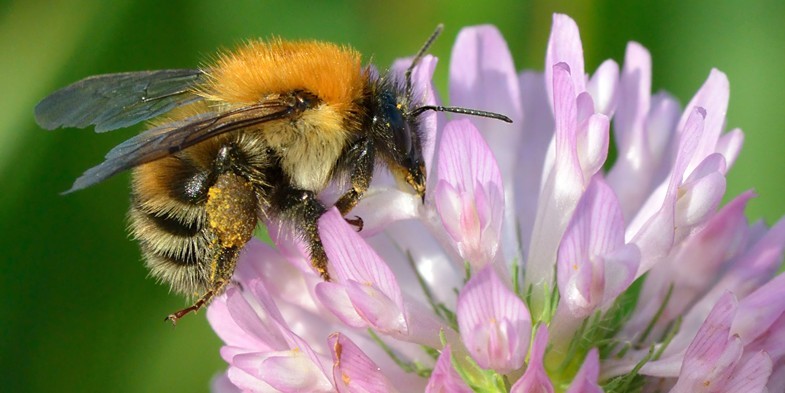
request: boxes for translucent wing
[66,101,295,193]
[35,69,205,132]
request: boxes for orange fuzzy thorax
[200,39,365,108]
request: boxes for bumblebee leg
[335,138,374,229]
[274,187,331,280]
[166,172,258,325]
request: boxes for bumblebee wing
[66,101,293,193]
[35,69,205,133]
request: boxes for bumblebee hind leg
[166,172,258,325]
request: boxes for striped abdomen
[127,134,270,297]
[129,148,215,297]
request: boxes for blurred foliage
[1,0,783,392]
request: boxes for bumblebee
[35,25,511,324]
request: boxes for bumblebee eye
[393,114,413,156]
[378,97,412,156]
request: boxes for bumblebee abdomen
[128,133,272,296]
[128,203,212,296]
[129,153,215,296]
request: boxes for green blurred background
[1,0,783,392]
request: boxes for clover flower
[208,14,785,393]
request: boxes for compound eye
[393,117,413,156]
[382,101,412,156]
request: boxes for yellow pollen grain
[210,257,218,281]
[342,372,351,385]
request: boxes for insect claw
[345,215,364,232]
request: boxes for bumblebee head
[370,24,513,203]
[372,89,427,201]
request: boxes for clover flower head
[209,14,785,393]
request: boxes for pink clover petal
[656,222,785,363]
[318,209,411,334]
[606,41,656,220]
[614,42,652,148]
[525,62,586,301]
[435,119,504,267]
[769,365,785,393]
[670,293,744,392]
[378,220,465,308]
[345,279,407,335]
[232,352,333,393]
[628,191,753,336]
[601,243,641,303]
[226,365,275,393]
[448,24,522,265]
[675,153,727,231]
[715,128,744,172]
[732,272,785,344]
[436,120,503,196]
[546,13,586,103]
[319,208,403,309]
[557,176,638,318]
[319,209,445,347]
[745,313,785,365]
[213,280,332,391]
[457,265,531,373]
[515,71,555,250]
[211,372,241,393]
[629,105,705,237]
[724,215,785,287]
[646,92,681,165]
[425,346,473,393]
[350,187,421,237]
[576,112,610,180]
[722,351,772,393]
[208,289,267,351]
[511,324,554,393]
[329,333,398,393]
[576,91,595,125]
[629,107,705,276]
[677,69,730,174]
[565,349,602,393]
[314,282,367,328]
[434,180,465,242]
[586,59,619,116]
[249,280,330,368]
[225,285,286,350]
[449,24,523,150]
[234,239,325,317]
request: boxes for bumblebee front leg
[166,172,258,325]
[273,187,331,280]
[335,138,374,230]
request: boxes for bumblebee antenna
[406,24,444,99]
[410,105,513,123]
[405,25,513,125]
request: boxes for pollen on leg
[206,174,257,249]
